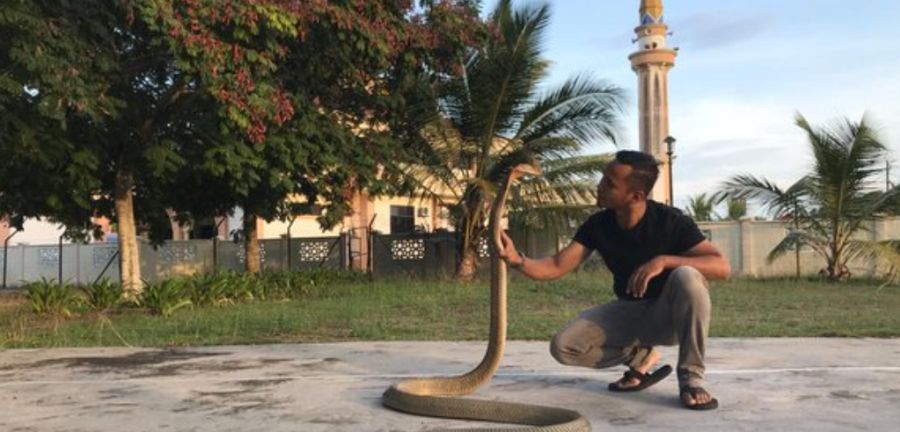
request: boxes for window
[291,203,322,216]
[390,205,415,234]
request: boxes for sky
[487,0,900,213]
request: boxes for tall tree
[155,1,484,273]
[405,0,624,280]
[1,1,483,284]
[685,193,718,222]
[722,113,900,281]
[3,2,166,294]
[723,197,748,221]
[508,154,614,231]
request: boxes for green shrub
[222,272,261,302]
[258,271,304,300]
[140,278,192,317]
[81,278,123,312]
[189,272,233,307]
[297,268,367,298]
[26,278,79,317]
[304,268,368,286]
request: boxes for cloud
[593,10,775,53]
[670,12,776,51]
[667,82,900,212]
[667,97,811,206]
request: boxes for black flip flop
[680,385,719,410]
[608,364,673,392]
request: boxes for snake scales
[382,164,591,431]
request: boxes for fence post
[2,230,19,289]
[342,233,350,270]
[75,241,81,286]
[367,214,376,279]
[345,232,352,270]
[212,217,226,273]
[212,236,218,272]
[285,219,296,272]
[739,219,754,277]
[58,232,64,285]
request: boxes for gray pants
[549,266,711,387]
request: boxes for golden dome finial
[640,0,664,24]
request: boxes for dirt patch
[493,376,588,391]
[830,390,868,400]
[296,357,342,370]
[173,383,291,415]
[608,415,645,426]
[258,357,293,365]
[98,385,143,400]
[308,414,360,425]
[236,378,291,388]
[131,358,254,378]
[1,350,228,373]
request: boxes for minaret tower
[629,0,676,205]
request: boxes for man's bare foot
[611,349,660,390]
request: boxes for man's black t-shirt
[573,200,706,301]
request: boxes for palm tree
[720,176,808,278]
[686,193,718,222]
[507,153,614,254]
[723,197,747,221]
[721,113,900,281]
[406,0,623,280]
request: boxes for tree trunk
[114,169,142,297]
[454,203,483,281]
[244,213,261,274]
[793,214,801,279]
[455,245,478,281]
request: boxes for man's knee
[549,333,570,364]
[549,332,582,365]
[671,265,704,281]
[669,266,709,299]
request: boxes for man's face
[596,161,641,209]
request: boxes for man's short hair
[615,150,659,195]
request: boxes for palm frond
[518,136,581,159]
[508,203,595,231]
[538,153,611,184]
[514,179,596,207]
[686,193,718,221]
[766,229,828,264]
[843,239,900,284]
[720,174,810,219]
[798,113,886,220]
[515,75,624,147]
[466,0,551,143]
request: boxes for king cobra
[382,163,591,431]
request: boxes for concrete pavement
[1,339,899,431]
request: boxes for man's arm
[627,240,731,298]
[499,232,591,281]
[664,240,731,280]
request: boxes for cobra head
[509,163,543,181]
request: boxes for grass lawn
[2,271,899,348]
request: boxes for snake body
[382,164,591,431]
